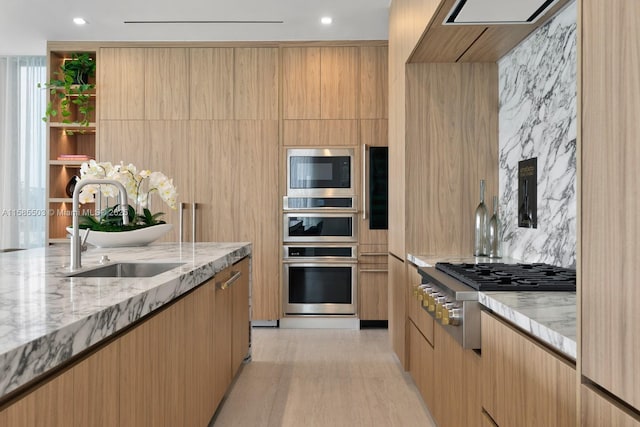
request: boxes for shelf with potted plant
[43,50,98,244]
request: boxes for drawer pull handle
[360,269,388,273]
[219,270,241,290]
[360,253,387,257]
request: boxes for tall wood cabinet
[97,46,280,320]
[581,0,640,419]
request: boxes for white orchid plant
[77,160,178,231]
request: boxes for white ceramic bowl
[66,224,173,248]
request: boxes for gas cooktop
[435,262,576,292]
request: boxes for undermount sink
[68,262,185,278]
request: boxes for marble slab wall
[498,1,577,268]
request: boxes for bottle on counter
[473,179,488,256]
[488,195,501,258]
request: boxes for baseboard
[279,316,360,329]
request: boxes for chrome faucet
[71,179,129,270]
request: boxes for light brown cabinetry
[432,323,482,427]
[408,320,435,411]
[482,311,576,427]
[119,293,186,427]
[234,48,278,119]
[189,48,234,120]
[73,341,119,427]
[191,120,279,320]
[359,47,388,119]
[144,48,189,120]
[215,258,251,407]
[389,254,407,368]
[358,247,388,321]
[320,47,359,119]
[183,278,216,427]
[581,0,640,412]
[0,369,73,427]
[282,119,358,146]
[99,47,145,120]
[582,385,640,426]
[281,46,359,120]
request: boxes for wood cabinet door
[119,304,186,427]
[281,47,321,119]
[144,120,192,243]
[1,371,73,427]
[582,385,640,427]
[582,0,640,409]
[235,120,280,320]
[320,47,359,119]
[183,279,216,426]
[406,263,434,345]
[432,323,482,427]
[99,48,146,120]
[282,119,358,146]
[214,267,233,407]
[388,254,407,369]
[358,269,388,320]
[359,46,388,119]
[73,341,120,427]
[481,311,576,427]
[189,48,234,120]
[144,48,189,120]
[231,257,251,375]
[234,48,278,119]
[408,320,435,412]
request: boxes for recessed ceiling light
[73,17,87,25]
[321,17,333,25]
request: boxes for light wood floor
[211,328,436,427]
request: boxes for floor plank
[212,328,436,427]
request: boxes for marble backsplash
[498,1,577,268]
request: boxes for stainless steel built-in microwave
[286,148,355,197]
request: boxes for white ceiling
[0,0,390,56]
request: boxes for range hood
[444,0,561,25]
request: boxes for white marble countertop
[0,242,251,399]
[406,253,522,268]
[406,252,576,360]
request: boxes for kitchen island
[0,242,251,424]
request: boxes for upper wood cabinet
[234,48,278,119]
[359,47,388,119]
[145,48,190,120]
[190,48,234,120]
[320,47,359,119]
[282,46,383,120]
[581,0,640,412]
[99,48,145,120]
[282,47,321,119]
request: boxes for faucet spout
[71,179,129,270]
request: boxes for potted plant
[65,160,179,247]
[39,52,96,127]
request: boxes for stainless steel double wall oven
[283,148,357,316]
